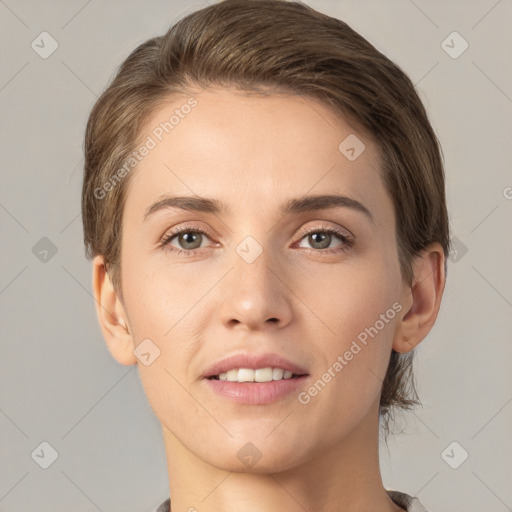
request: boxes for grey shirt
[156,490,429,511]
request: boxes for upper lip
[202,352,309,379]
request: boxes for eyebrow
[143,194,374,223]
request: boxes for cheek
[301,253,402,403]
[330,279,400,348]
[121,263,204,419]
[121,251,215,381]
[302,249,401,342]
[121,241,191,336]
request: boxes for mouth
[202,353,309,405]
[202,352,309,381]
[207,367,307,382]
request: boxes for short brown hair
[82,0,449,434]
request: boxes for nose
[217,239,294,331]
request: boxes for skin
[93,87,445,512]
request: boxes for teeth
[272,368,284,380]
[238,368,255,382]
[226,369,238,381]
[216,367,297,382]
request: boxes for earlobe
[92,255,137,366]
[393,243,446,354]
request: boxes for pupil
[181,232,201,249]
[310,232,330,249]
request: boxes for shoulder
[155,497,170,512]
[156,493,430,512]
[387,490,431,512]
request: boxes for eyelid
[160,222,215,244]
[296,222,354,241]
[160,221,355,254]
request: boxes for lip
[201,352,310,405]
[204,375,309,405]
[201,352,309,379]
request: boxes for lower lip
[204,376,309,405]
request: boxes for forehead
[125,87,390,222]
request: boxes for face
[118,87,408,472]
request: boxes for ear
[92,255,137,365]
[393,243,446,353]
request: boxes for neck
[162,400,403,512]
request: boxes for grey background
[1,0,511,511]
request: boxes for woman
[82,1,448,510]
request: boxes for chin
[196,437,310,474]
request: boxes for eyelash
[159,223,354,257]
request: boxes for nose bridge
[225,194,278,279]
[231,231,280,297]
[217,228,293,328]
